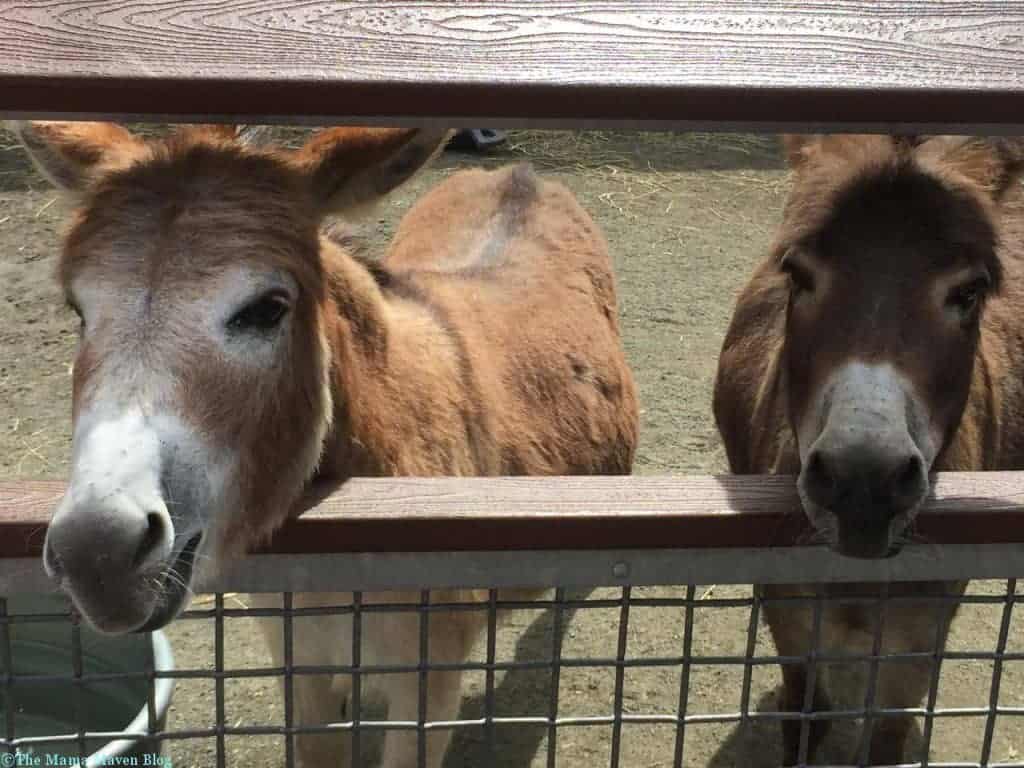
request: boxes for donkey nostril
[810,452,831,483]
[43,540,65,579]
[131,512,166,570]
[893,455,926,501]
[804,451,837,503]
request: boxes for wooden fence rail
[3,474,1023,592]
[1,2,1024,131]
[2,473,1024,559]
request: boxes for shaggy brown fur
[15,122,638,768]
[713,134,1024,764]
[317,162,637,484]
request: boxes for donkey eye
[781,259,815,294]
[947,277,988,317]
[228,292,290,333]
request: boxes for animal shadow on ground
[443,589,587,768]
[705,685,926,767]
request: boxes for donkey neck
[316,241,486,480]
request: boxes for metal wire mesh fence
[0,578,1021,768]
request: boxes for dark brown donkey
[714,135,1024,765]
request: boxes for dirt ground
[0,128,1021,767]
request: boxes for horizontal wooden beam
[2,473,1024,559]
[2,2,1024,131]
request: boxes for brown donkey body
[12,122,638,767]
[714,135,1024,764]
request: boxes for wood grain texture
[1,2,1023,130]
[2,473,1023,558]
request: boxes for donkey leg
[778,661,832,766]
[293,673,354,768]
[372,603,480,768]
[763,586,832,766]
[253,594,353,768]
[378,669,464,768]
[862,658,932,765]
[863,583,962,766]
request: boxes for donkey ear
[916,136,1024,200]
[5,121,145,194]
[291,127,452,215]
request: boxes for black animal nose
[803,445,927,526]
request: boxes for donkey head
[777,134,1022,558]
[10,121,449,632]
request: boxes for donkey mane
[322,220,426,302]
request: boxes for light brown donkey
[714,135,1024,765]
[11,121,639,767]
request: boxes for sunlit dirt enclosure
[1,128,1021,767]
